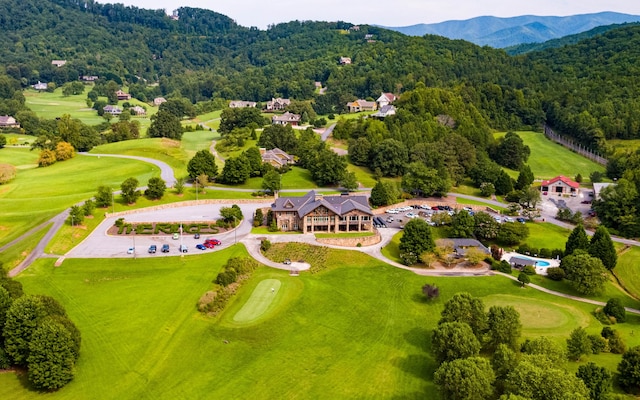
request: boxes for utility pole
[111,189,115,214]
[196,180,198,202]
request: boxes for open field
[0,146,39,169]
[347,164,377,188]
[522,222,571,250]
[0,154,158,246]
[3,244,639,399]
[455,197,508,211]
[614,246,640,300]
[494,131,606,180]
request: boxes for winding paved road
[7,152,640,314]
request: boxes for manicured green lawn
[1,134,35,147]
[523,222,571,250]
[613,246,640,300]
[494,131,606,180]
[455,197,508,211]
[347,164,377,188]
[5,244,639,399]
[0,224,49,274]
[232,278,281,323]
[0,155,158,246]
[0,145,39,169]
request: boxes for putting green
[484,294,591,336]
[233,279,281,323]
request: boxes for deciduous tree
[148,109,183,140]
[434,357,495,400]
[567,327,592,361]
[487,306,522,350]
[145,177,166,200]
[399,218,435,265]
[262,169,281,193]
[618,346,640,392]
[561,252,608,295]
[565,224,590,256]
[432,322,481,364]
[95,185,113,208]
[3,295,46,365]
[187,150,218,180]
[439,292,487,340]
[27,319,77,390]
[603,298,626,323]
[120,177,140,204]
[576,362,611,400]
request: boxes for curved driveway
[80,152,176,186]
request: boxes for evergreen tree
[565,224,590,256]
[515,164,534,190]
[589,225,617,270]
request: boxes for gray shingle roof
[272,190,372,218]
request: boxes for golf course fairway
[233,279,282,323]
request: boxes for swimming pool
[519,255,550,267]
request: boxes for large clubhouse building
[271,191,373,233]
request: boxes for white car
[504,217,515,223]
[406,212,418,218]
[127,247,135,254]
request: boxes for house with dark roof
[540,176,580,195]
[271,190,373,233]
[347,99,377,113]
[376,92,397,108]
[450,239,490,257]
[508,256,538,267]
[0,115,20,128]
[116,90,131,100]
[272,112,301,126]
[103,105,122,115]
[371,105,396,119]
[260,148,294,168]
[265,98,291,111]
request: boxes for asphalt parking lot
[65,203,261,258]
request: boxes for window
[362,216,370,221]
[349,215,359,221]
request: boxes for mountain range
[383,12,640,48]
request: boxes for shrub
[260,239,271,252]
[38,149,57,167]
[215,270,238,287]
[0,163,17,184]
[82,199,95,216]
[588,334,607,354]
[0,347,10,369]
[400,252,418,266]
[522,265,536,275]
[539,248,552,258]
[496,260,512,274]
[609,331,626,354]
[516,244,530,255]
[551,249,564,259]
[546,267,565,281]
[604,298,626,323]
[268,220,279,232]
[528,247,539,257]
[422,284,440,300]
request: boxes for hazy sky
[114,0,640,29]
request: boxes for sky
[113,0,640,29]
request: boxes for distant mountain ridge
[383,12,640,48]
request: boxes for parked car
[179,244,188,253]
[194,233,200,239]
[172,233,180,240]
[283,258,291,265]
[195,244,206,250]
[148,245,157,254]
[127,247,135,254]
[204,242,216,249]
[581,200,592,204]
[503,217,514,223]
[161,244,170,253]
[516,217,526,224]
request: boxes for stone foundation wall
[316,231,381,247]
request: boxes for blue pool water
[519,256,550,267]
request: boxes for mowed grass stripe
[233,279,281,322]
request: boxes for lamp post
[196,180,198,202]
[111,189,115,214]
[233,215,238,244]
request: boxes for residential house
[450,239,490,257]
[229,100,257,108]
[272,112,301,126]
[339,57,352,65]
[130,106,146,116]
[32,81,48,91]
[540,176,580,196]
[371,105,396,119]
[103,105,122,116]
[260,148,294,168]
[153,97,167,107]
[80,75,99,82]
[271,190,373,233]
[51,60,67,67]
[0,116,20,128]
[265,98,291,111]
[376,92,397,108]
[347,99,377,113]
[116,90,131,101]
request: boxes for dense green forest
[4,0,640,235]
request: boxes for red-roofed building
[540,176,580,195]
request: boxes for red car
[204,242,216,249]
[205,238,221,246]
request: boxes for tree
[0,286,12,339]
[369,139,408,177]
[434,357,495,400]
[492,344,519,393]
[27,319,76,390]
[174,176,186,195]
[120,177,140,204]
[521,336,566,365]
[561,252,608,295]
[401,162,450,196]
[487,306,522,350]
[369,180,398,207]
[589,225,617,270]
[243,147,263,177]
[431,322,481,364]
[465,247,486,266]
[82,199,95,216]
[515,164,535,190]
[55,141,75,161]
[518,272,530,287]
[220,156,251,184]
[576,362,611,400]
[604,298,626,323]
[95,185,113,208]
[474,212,500,240]
[220,205,243,224]
[145,177,166,200]
[309,149,347,186]
[219,107,267,134]
[618,346,640,392]
[439,292,487,340]
[38,149,57,167]
[0,135,6,148]
[258,124,297,153]
[480,182,496,197]
[495,132,530,170]
[67,205,84,226]
[422,284,439,300]
[518,186,541,210]
[187,150,218,181]
[567,327,592,361]
[348,137,371,166]
[399,219,435,265]
[148,109,183,140]
[494,170,514,195]
[565,224,590,256]
[504,358,589,400]
[261,169,281,193]
[497,222,529,245]
[450,210,475,238]
[3,295,46,365]
[340,171,358,192]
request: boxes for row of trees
[0,278,81,390]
